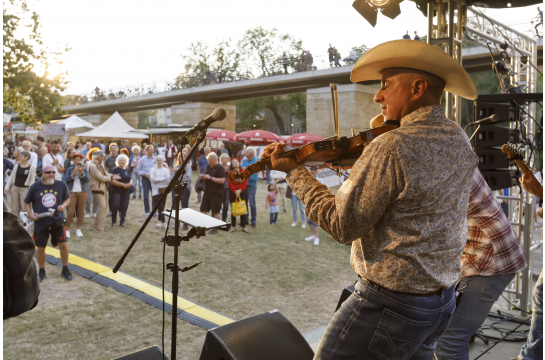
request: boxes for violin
[228,120,400,185]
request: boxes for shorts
[307,219,319,227]
[200,192,223,215]
[33,226,67,248]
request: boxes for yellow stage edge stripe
[45,246,234,326]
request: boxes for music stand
[113,127,230,360]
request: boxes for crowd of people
[2,136,328,281]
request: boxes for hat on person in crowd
[309,166,318,171]
[350,39,478,100]
[87,147,103,161]
[43,165,55,172]
[72,153,84,160]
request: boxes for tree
[239,27,303,77]
[3,0,69,124]
[235,93,306,135]
[138,110,157,129]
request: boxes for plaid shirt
[462,169,527,277]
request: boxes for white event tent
[56,115,95,143]
[76,112,147,139]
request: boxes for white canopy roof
[56,115,95,130]
[76,112,147,139]
[3,113,12,125]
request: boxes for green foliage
[235,93,307,134]
[137,110,157,129]
[351,44,369,57]
[460,70,502,128]
[3,0,69,124]
[239,27,303,77]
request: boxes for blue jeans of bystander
[245,185,257,225]
[291,195,306,223]
[222,188,229,222]
[142,176,156,213]
[111,192,130,225]
[435,273,516,360]
[315,278,456,360]
[131,172,142,199]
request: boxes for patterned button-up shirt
[287,105,479,293]
[463,169,527,277]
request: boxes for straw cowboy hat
[351,40,478,100]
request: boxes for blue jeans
[291,195,306,223]
[142,176,154,213]
[519,269,543,360]
[315,278,456,360]
[270,212,278,224]
[265,167,272,183]
[131,172,142,199]
[222,188,230,222]
[435,273,516,360]
[171,187,191,210]
[85,187,98,215]
[245,185,257,225]
[111,192,130,225]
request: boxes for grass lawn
[3,172,357,360]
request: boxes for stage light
[352,0,402,27]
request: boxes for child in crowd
[266,183,279,225]
[305,167,323,245]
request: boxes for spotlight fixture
[352,0,402,27]
[494,60,511,75]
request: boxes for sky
[22,0,541,95]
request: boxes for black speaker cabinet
[474,101,511,123]
[476,148,511,171]
[335,285,355,312]
[199,310,314,360]
[113,345,169,360]
[475,125,515,149]
[481,170,517,191]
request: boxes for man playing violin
[263,40,479,359]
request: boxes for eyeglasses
[44,171,56,174]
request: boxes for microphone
[468,114,499,127]
[184,108,227,137]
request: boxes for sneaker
[156,221,162,227]
[146,212,150,217]
[302,223,307,228]
[65,230,70,238]
[85,214,90,219]
[76,229,83,237]
[39,268,46,282]
[93,213,97,218]
[251,223,256,228]
[163,222,168,229]
[283,209,287,213]
[182,224,188,230]
[313,238,320,245]
[195,200,201,203]
[305,235,316,241]
[106,212,112,217]
[291,222,297,227]
[61,267,73,281]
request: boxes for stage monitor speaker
[199,310,314,360]
[476,148,511,171]
[474,102,511,123]
[481,170,517,191]
[113,345,169,360]
[475,126,516,149]
[335,285,355,312]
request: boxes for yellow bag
[231,197,248,217]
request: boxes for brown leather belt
[92,191,104,195]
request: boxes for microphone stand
[113,128,209,360]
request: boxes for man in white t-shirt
[41,140,65,181]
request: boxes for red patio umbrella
[286,133,324,146]
[234,130,281,145]
[205,129,238,141]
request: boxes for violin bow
[330,83,339,140]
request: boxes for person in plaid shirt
[435,169,527,359]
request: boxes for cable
[467,1,543,77]
[162,205,175,359]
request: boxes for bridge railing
[63,49,367,106]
